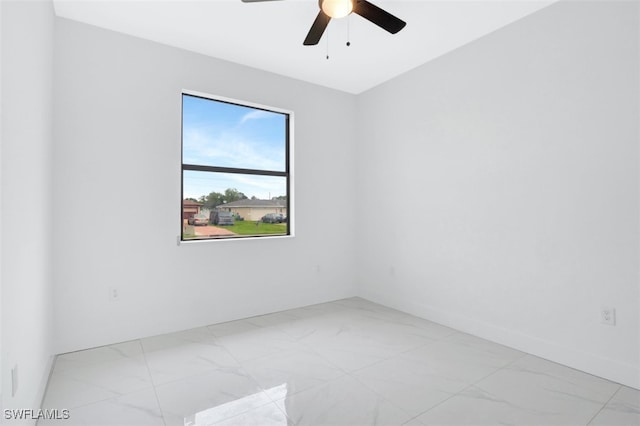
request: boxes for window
[181,92,292,241]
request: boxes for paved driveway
[193,225,235,236]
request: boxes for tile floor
[39,298,639,426]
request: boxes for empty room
[1,0,638,425]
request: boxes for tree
[199,188,249,210]
[203,191,225,210]
[224,188,248,203]
[273,195,287,202]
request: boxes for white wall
[1,0,55,417]
[53,18,358,354]
[0,0,4,413]
[356,0,639,389]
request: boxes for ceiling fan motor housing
[320,0,354,19]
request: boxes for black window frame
[180,91,293,242]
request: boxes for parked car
[188,214,209,226]
[211,210,235,226]
[261,213,284,223]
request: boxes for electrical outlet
[109,287,120,302]
[11,365,18,397]
[601,307,616,326]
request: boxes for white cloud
[239,109,272,124]
[183,128,283,171]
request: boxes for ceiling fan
[241,0,407,46]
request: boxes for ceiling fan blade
[303,11,331,46]
[352,0,406,34]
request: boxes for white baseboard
[361,289,640,390]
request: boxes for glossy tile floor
[40,298,639,426]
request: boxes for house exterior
[182,199,203,220]
[218,199,287,221]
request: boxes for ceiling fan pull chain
[347,15,351,47]
[326,26,330,59]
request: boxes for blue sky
[183,170,286,201]
[182,94,288,200]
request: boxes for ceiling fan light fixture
[321,0,353,19]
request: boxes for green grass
[182,220,287,240]
[225,220,287,236]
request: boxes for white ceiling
[52,0,556,94]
